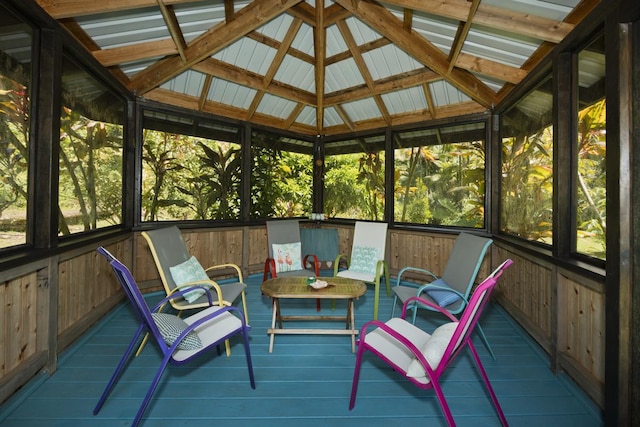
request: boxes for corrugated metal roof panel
[362,44,424,80]
[297,105,317,127]
[429,81,471,107]
[213,37,276,76]
[342,97,381,122]
[256,93,297,119]
[160,70,204,97]
[274,55,315,92]
[325,58,364,93]
[382,87,427,115]
[290,22,315,56]
[76,7,169,49]
[208,78,257,110]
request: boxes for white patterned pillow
[349,246,379,273]
[151,312,202,350]
[406,322,458,379]
[169,256,211,303]
[272,242,302,273]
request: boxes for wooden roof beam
[380,0,574,44]
[335,0,497,108]
[130,0,304,95]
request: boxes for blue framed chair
[391,232,495,358]
[94,247,255,427]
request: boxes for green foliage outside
[58,107,123,234]
[394,142,485,227]
[0,74,28,246]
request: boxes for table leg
[269,298,278,353]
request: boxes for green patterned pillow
[272,242,302,273]
[349,246,379,273]
[169,256,212,303]
[151,312,202,350]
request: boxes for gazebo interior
[0,0,638,425]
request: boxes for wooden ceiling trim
[380,0,574,44]
[93,39,177,67]
[35,0,194,19]
[335,0,497,108]
[447,0,481,73]
[156,1,187,62]
[314,2,326,132]
[284,103,306,129]
[325,68,440,106]
[455,53,527,85]
[198,74,213,111]
[130,0,304,94]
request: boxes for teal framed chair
[391,232,495,358]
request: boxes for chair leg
[132,356,171,427]
[134,333,150,357]
[373,279,380,320]
[468,341,509,426]
[431,379,457,427]
[94,327,144,415]
[391,295,398,318]
[241,326,256,389]
[348,342,367,410]
[475,323,496,359]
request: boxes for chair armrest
[396,266,438,287]
[205,263,244,283]
[302,254,320,276]
[402,296,458,322]
[152,285,214,313]
[164,280,226,307]
[333,254,349,275]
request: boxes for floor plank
[0,273,603,426]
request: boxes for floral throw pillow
[272,242,302,273]
[169,256,212,303]
[349,246,379,273]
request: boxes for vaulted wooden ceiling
[35,0,599,136]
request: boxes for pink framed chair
[349,259,513,427]
[95,247,255,427]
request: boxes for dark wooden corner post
[605,2,640,424]
[312,135,324,216]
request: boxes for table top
[261,276,367,299]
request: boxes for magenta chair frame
[349,259,513,427]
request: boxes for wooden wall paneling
[557,269,605,406]
[1,272,38,374]
[57,239,128,351]
[247,226,267,273]
[182,228,244,275]
[494,245,553,351]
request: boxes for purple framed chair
[94,247,255,427]
[349,259,513,427]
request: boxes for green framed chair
[333,221,390,320]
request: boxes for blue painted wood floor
[0,273,603,426]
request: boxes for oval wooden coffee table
[261,276,367,353]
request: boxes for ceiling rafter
[37,0,594,136]
[129,0,304,94]
[156,1,187,62]
[380,0,574,44]
[334,0,497,108]
[314,1,326,132]
[447,0,481,73]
